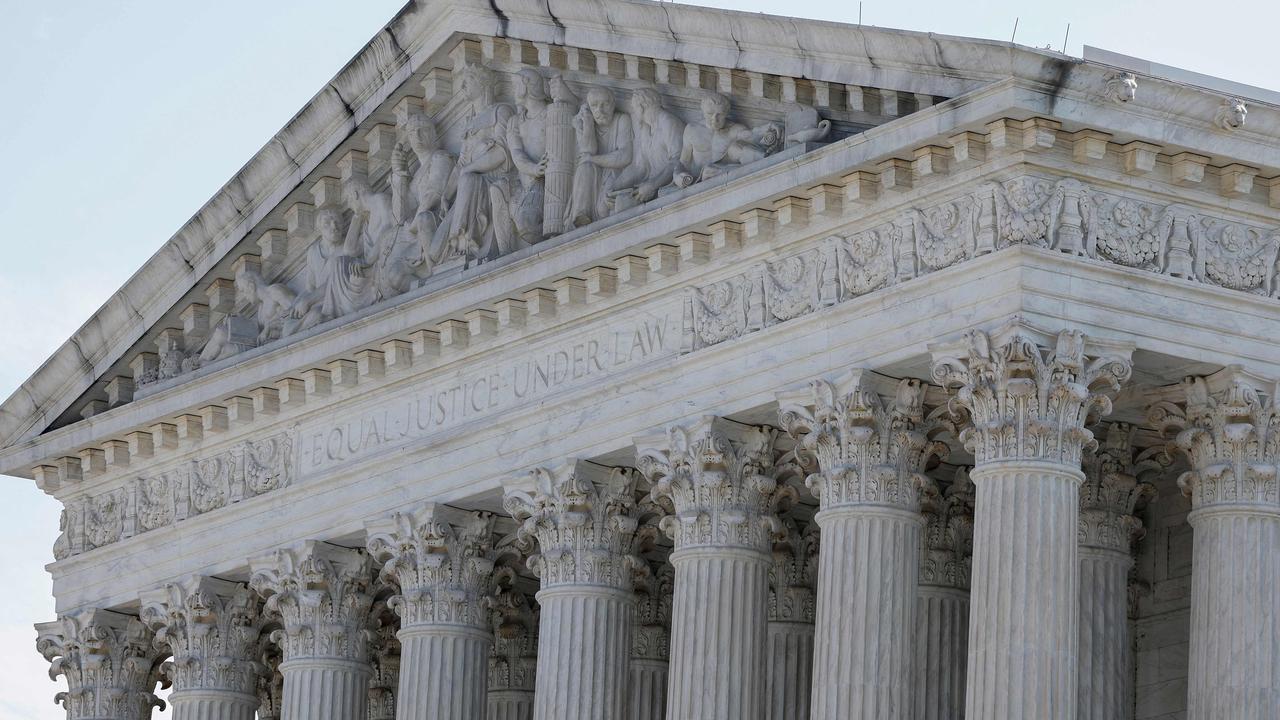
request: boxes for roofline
[1083,45,1280,108]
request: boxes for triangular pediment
[6,0,1280,476]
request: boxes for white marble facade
[7,1,1280,719]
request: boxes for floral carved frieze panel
[54,433,295,560]
[684,176,1280,352]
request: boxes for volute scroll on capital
[635,416,797,553]
[769,515,819,623]
[929,321,1134,468]
[1078,422,1164,552]
[36,608,169,719]
[919,467,976,589]
[776,369,951,512]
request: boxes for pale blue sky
[0,1,1274,717]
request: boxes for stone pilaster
[766,517,818,720]
[486,575,538,720]
[505,460,641,720]
[637,417,787,720]
[140,577,264,720]
[629,559,673,720]
[1150,374,1280,718]
[913,467,975,720]
[1076,423,1160,720]
[366,504,495,720]
[367,601,400,720]
[930,324,1132,720]
[249,541,376,720]
[778,372,948,720]
[35,608,167,720]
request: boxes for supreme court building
[5,1,1280,718]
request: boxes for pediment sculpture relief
[141,62,829,387]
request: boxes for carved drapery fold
[140,577,264,720]
[1150,374,1280,719]
[35,609,167,720]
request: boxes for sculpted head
[316,206,345,243]
[235,268,264,305]
[1103,72,1137,104]
[403,113,439,155]
[586,87,616,125]
[1215,97,1247,129]
[342,173,372,210]
[700,93,732,130]
[459,63,498,105]
[513,68,549,105]
[632,88,663,122]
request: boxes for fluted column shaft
[965,463,1080,719]
[489,692,535,720]
[766,620,814,720]
[913,586,968,720]
[391,625,488,720]
[1077,547,1133,720]
[811,506,921,719]
[665,546,770,720]
[278,658,370,720]
[628,659,669,720]
[169,690,258,720]
[1187,507,1280,718]
[534,585,633,720]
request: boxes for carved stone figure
[391,112,456,274]
[544,75,580,236]
[673,92,778,188]
[570,86,634,226]
[782,104,831,148]
[286,206,373,333]
[344,173,415,301]
[1103,72,1137,104]
[447,63,518,263]
[506,68,552,246]
[197,269,296,365]
[1214,97,1247,130]
[611,88,684,209]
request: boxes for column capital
[930,321,1133,467]
[504,459,642,590]
[139,576,265,697]
[35,608,167,720]
[632,559,674,660]
[488,571,538,692]
[636,416,791,552]
[365,503,496,628]
[769,516,819,622]
[1150,371,1280,512]
[920,467,976,589]
[255,643,284,720]
[248,540,375,661]
[367,600,400,720]
[1079,422,1162,551]
[777,369,950,511]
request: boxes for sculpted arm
[594,115,634,169]
[461,107,515,175]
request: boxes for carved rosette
[487,577,538,692]
[1078,423,1162,552]
[248,541,376,662]
[632,560,674,660]
[504,460,642,590]
[777,371,949,511]
[931,325,1133,468]
[35,609,167,720]
[769,517,819,622]
[919,467,977,589]
[637,416,789,552]
[139,577,265,696]
[1150,375,1280,511]
[367,601,400,720]
[365,504,496,629]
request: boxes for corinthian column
[505,460,640,720]
[637,417,787,720]
[366,504,495,720]
[629,559,673,720]
[778,372,948,720]
[766,517,818,720]
[367,600,401,720]
[1077,423,1159,720]
[36,609,167,720]
[914,468,975,720]
[487,574,538,720]
[931,324,1132,720]
[1151,374,1280,718]
[140,577,264,720]
[249,541,376,720]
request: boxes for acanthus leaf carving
[1078,422,1161,552]
[36,609,168,720]
[768,516,819,623]
[487,571,538,692]
[919,467,976,589]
